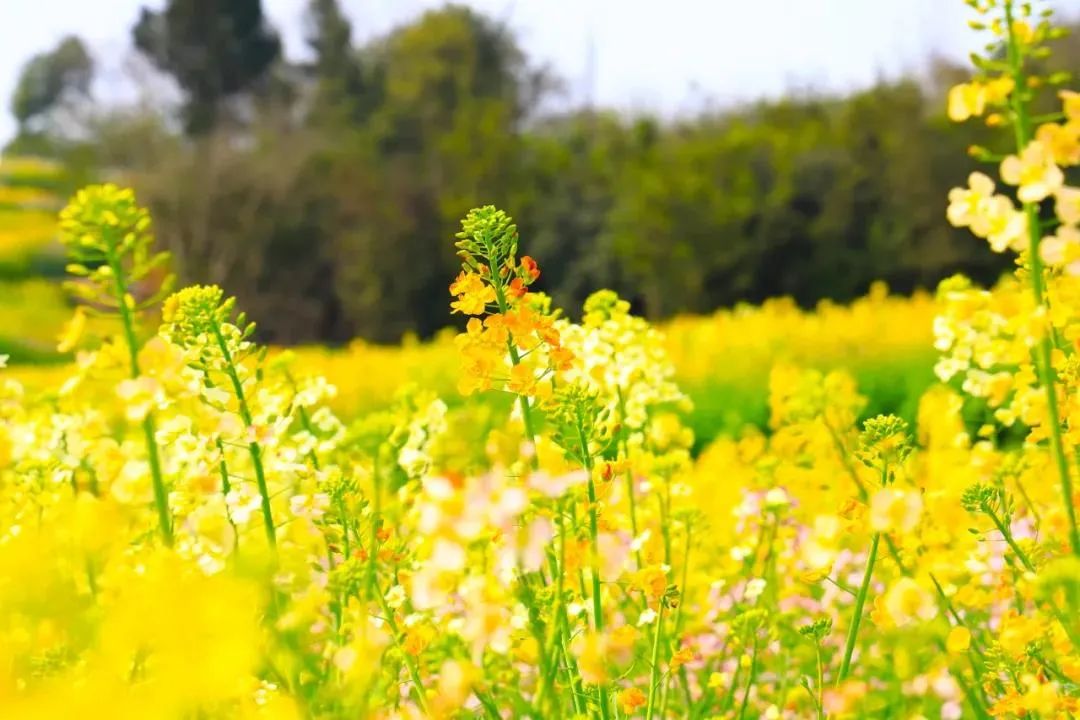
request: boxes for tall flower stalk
[838,415,913,683]
[58,185,175,545]
[160,285,277,548]
[1000,0,1080,557]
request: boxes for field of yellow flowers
[2,1,1080,718]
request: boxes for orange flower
[508,363,541,397]
[508,277,528,298]
[404,625,434,656]
[503,306,540,344]
[618,687,647,715]
[520,255,541,281]
[670,646,694,671]
[550,346,575,372]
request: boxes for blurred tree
[9,36,93,144]
[132,0,282,134]
[304,0,370,124]
[511,112,640,315]
[326,5,545,340]
[31,6,1076,343]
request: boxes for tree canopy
[10,4,1078,343]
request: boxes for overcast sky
[0,0,1019,143]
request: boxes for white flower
[386,585,406,609]
[764,487,790,509]
[637,609,658,626]
[333,646,358,672]
[631,529,652,553]
[729,545,752,562]
[744,578,767,601]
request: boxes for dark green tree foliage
[322,5,536,341]
[10,36,93,133]
[132,0,281,134]
[304,0,368,123]
[27,7,1079,343]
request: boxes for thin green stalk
[735,637,760,720]
[987,509,1035,573]
[615,387,643,568]
[1003,0,1080,557]
[215,438,240,551]
[487,245,541,471]
[516,574,553,713]
[544,503,589,716]
[814,642,825,720]
[107,250,171,545]
[475,690,502,720]
[837,532,880,683]
[578,422,612,720]
[373,584,430,716]
[560,611,587,716]
[367,453,382,597]
[659,521,693,718]
[991,511,1080,648]
[579,423,606,633]
[824,418,869,499]
[211,324,275,548]
[539,504,572,712]
[644,601,666,720]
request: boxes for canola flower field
[1,2,1080,718]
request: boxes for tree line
[8,1,1079,343]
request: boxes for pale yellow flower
[947,78,1013,123]
[982,196,1028,253]
[882,578,937,626]
[948,82,986,122]
[1061,90,1080,121]
[1035,121,1080,167]
[56,306,88,353]
[946,626,972,654]
[1039,225,1080,274]
[947,172,996,229]
[1000,141,1064,203]
[1055,185,1080,226]
[870,487,923,533]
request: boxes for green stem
[367,452,382,598]
[659,522,693,718]
[373,584,430,716]
[815,643,825,720]
[211,324,275,548]
[644,601,666,720]
[1003,0,1080,557]
[487,246,541,471]
[577,421,611,720]
[837,532,880,683]
[615,387,643,568]
[107,250,171,545]
[735,637,760,720]
[987,509,1035,573]
[560,612,587,716]
[215,438,240,552]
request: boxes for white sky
[0,0,1032,143]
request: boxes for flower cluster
[1,2,1079,719]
